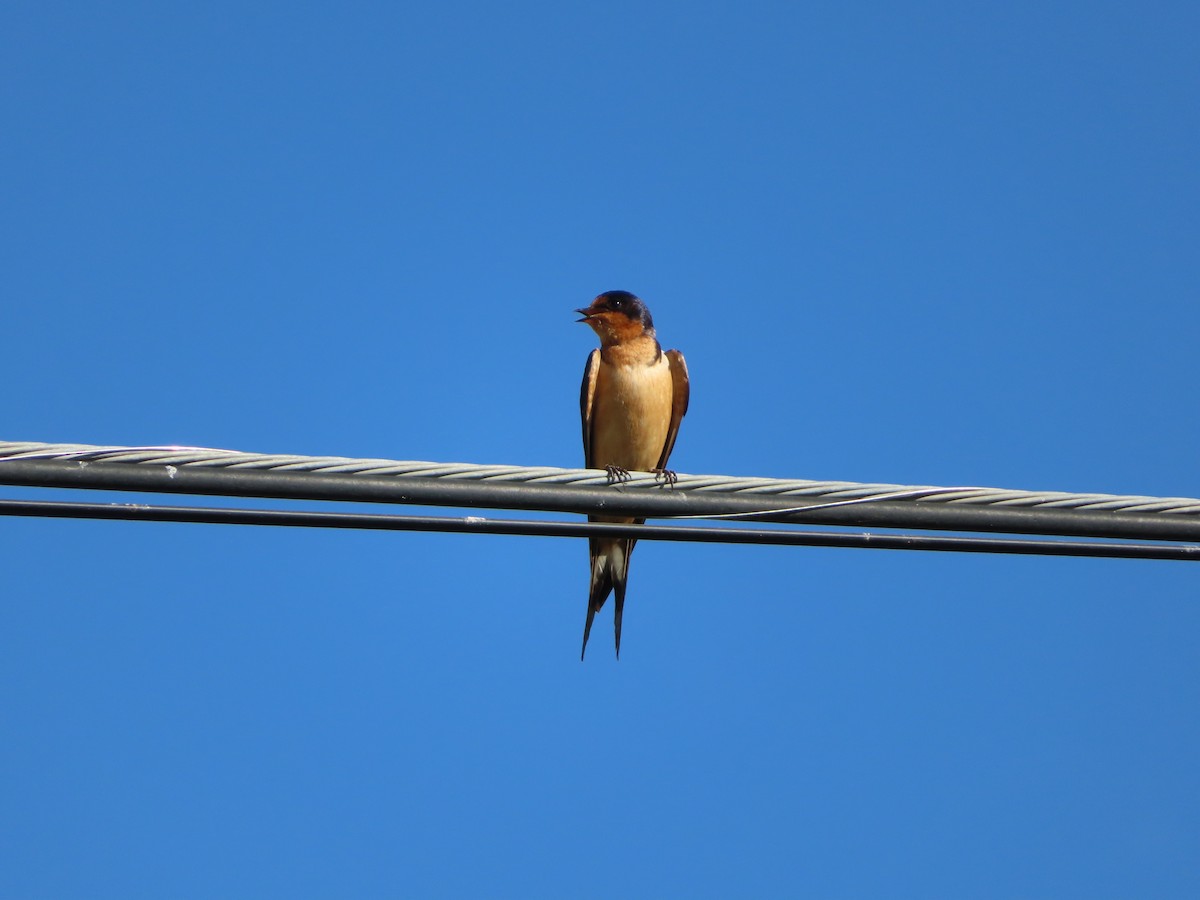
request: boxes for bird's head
[575,290,655,346]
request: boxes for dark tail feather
[582,537,637,660]
[581,539,614,660]
[581,603,599,661]
[613,575,628,660]
[612,538,633,659]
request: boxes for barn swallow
[577,290,690,659]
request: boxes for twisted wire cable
[1,440,1198,544]
[2,440,1198,514]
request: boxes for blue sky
[3,2,1198,896]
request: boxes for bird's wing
[580,349,601,467]
[655,349,690,470]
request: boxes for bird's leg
[604,464,631,484]
[652,467,678,487]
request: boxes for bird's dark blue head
[576,290,655,332]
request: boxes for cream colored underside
[589,353,673,472]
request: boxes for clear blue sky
[3,2,1198,897]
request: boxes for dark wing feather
[579,349,601,467]
[655,349,690,470]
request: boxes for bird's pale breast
[590,353,674,471]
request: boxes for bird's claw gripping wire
[605,464,631,485]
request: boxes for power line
[1,498,1195,561]
[2,440,1199,550]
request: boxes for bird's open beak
[575,307,597,323]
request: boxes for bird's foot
[653,467,679,487]
[605,464,631,485]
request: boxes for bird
[576,290,689,659]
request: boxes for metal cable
[2,498,1196,561]
[2,439,1199,543]
[4,440,1199,513]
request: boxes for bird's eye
[610,297,624,308]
